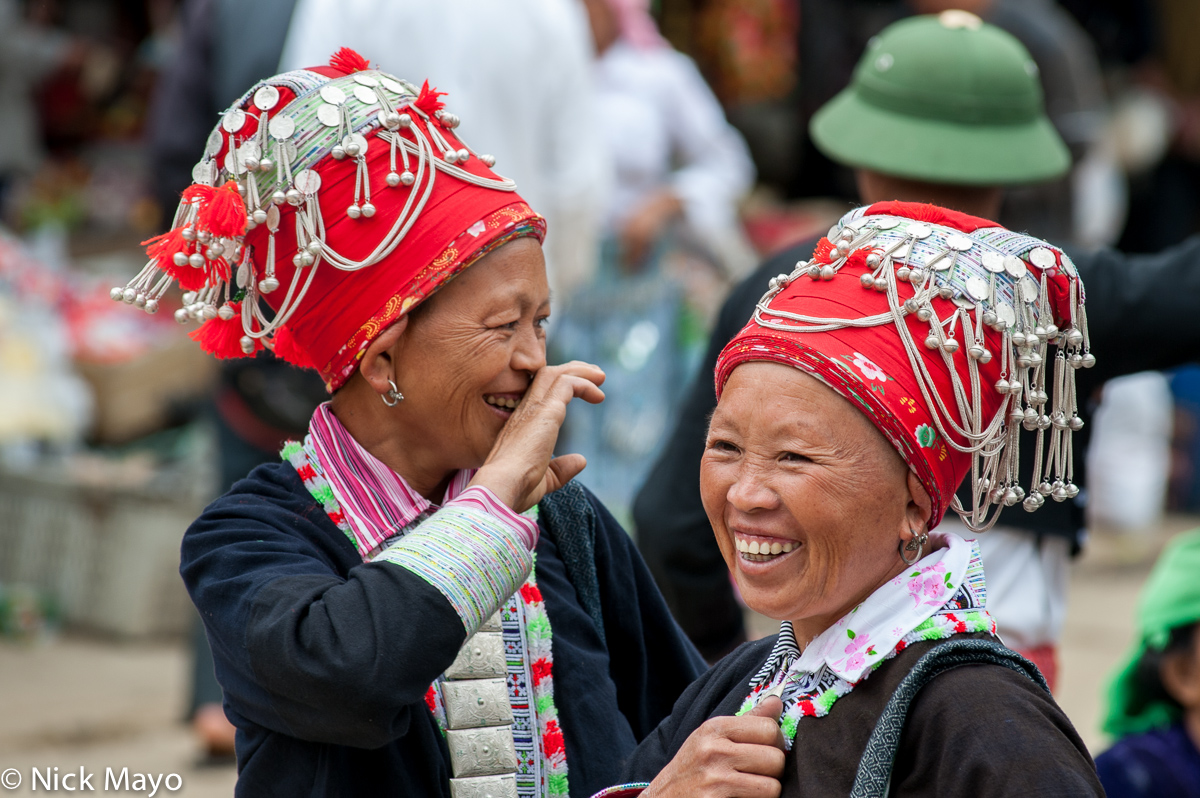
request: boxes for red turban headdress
[715,201,1094,530]
[120,48,545,391]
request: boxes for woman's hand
[470,361,605,512]
[641,697,786,798]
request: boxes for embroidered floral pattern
[851,352,888,382]
[915,423,938,448]
[281,439,354,543]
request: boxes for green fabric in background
[1103,529,1200,737]
[810,13,1069,186]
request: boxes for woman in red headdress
[589,202,1103,797]
[120,50,705,797]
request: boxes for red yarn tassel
[174,263,209,292]
[181,183,216,206]
[143,228,187,273]
[329,47,370,73]
[270,325,316,369]
[195,181,247,239]
[188,302,258,359]
[415,80,447,115]
[206,256,232,285]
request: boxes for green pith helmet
[810,11,1070,186]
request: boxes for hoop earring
[900,530,928,566]
[381,379,404,407]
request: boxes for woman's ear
[357,316,409,397]
[904,471,934,535]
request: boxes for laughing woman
[116,51,704,797]
[593,202,1104,797]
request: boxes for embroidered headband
[115,48,545,391]
[715,201,1093,531]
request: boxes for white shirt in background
[279,0,609,298]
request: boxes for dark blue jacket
[181,463,705,797]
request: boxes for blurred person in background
[1097,530,1200,797]
[634,11,1200,673]
[278,0,606,302]
[127,49,705,795]
[553,0,755,523]
[0,0,81,220]
[909,0,1118,249]
[147,0,326,760]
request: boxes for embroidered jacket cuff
[372,492,535,635]
[450,485,540,549]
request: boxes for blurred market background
[1,1,1199,795]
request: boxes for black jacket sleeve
[587,489,709,740]
[181,465,467,749]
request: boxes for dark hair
[1129,621,1200,715]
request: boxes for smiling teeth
[736,538,796,556]
[485,395,520,409]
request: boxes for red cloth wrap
[714,202,1071,526]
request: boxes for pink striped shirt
[307,403,538,558]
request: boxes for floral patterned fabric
[737,532,996,746]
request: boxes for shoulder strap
[538,480,606,646]
[850,638,1049,798]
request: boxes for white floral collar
[795,532,977,683]
[739,533,995,744]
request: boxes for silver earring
[900,530,928,565]
[382,378,403,407]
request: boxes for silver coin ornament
[872,216,900,230]
[1003,256,1027,280]
[320,85,347,106]
[294,169,322,195]
[268,114,296,140]
[275,140,297,162]
[222,108,247,133]
[354,85,378,105]
[981,251,1006,273]
[192,160,217,186]
[253,85,280,111]
[266,205,280,232]
[965,275,989,302]
[906,222,932,239]
[1059,253,1078,277]
[1019,275,1039,302]
[995,302,1016,328]
[1028,247,1056,269]
[317,104,342,127]
[352,72,379,87]
[946,233,973,252]
[205,127,224,157]
[380,77,404,95]
[224,149,246,176]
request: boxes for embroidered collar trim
[738,533,995,746]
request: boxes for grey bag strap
[537,480,605,646]
[850,639,1049,798]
